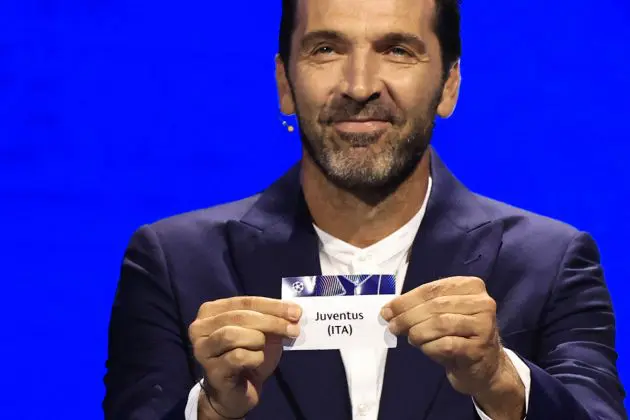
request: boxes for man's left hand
[381,276,525,418]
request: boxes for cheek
[294,66,341,113]
[381,60,442,107]
[387,76,436,111]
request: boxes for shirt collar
[313,177,433,266]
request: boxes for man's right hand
[189,296,302,419]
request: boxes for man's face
[277,0,460,193]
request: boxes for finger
[401,314,480,342]
[417,336,484,366]
[196,326,266,360]
[206,349,265,387]
[223,348,266,372]
[192,310,300,340]
[387,294,496,333]
[197,296,302,321]
[384,277,486,318]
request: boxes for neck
[301,151,431,248]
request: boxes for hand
[381,277,507,396]
[189,296,302,419]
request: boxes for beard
[294,89,441,199]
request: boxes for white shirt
[185,177,531,420]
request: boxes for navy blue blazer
[103,150,626,419]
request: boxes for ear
[275,54,296,115]
[436,60,461,118]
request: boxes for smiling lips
[333,120,391,133]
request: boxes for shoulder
[474,193,593,277]
[476,194,581,242]
[140,193,261,247]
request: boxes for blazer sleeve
[103,225,194,420]
[525,232,627,419]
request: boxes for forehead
[294,0,436,37]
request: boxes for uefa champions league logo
[282,275,395,298]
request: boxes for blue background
[1,1,629,418]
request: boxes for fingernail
[288,305,302,321]
[388,321,398,335]
[286,323,300,337]
[381,307,393,321]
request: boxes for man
[103,0,626,419]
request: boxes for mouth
[332,120,391,134]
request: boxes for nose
[339,50,382,103]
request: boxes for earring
[282,120,295,132]
[279,115,295,132]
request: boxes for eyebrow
[299,30,348,50]
[377,32,427,54]
[299,30,427,54]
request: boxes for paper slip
[281,275,398,351]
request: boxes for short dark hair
[278,0,461,79]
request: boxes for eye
[387,46,412,57]
[313,45,335,55]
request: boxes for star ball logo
[292,280,305,293]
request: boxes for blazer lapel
[226,165,351,420]
[378,150,505,420]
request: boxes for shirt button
[358,403,370,416]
